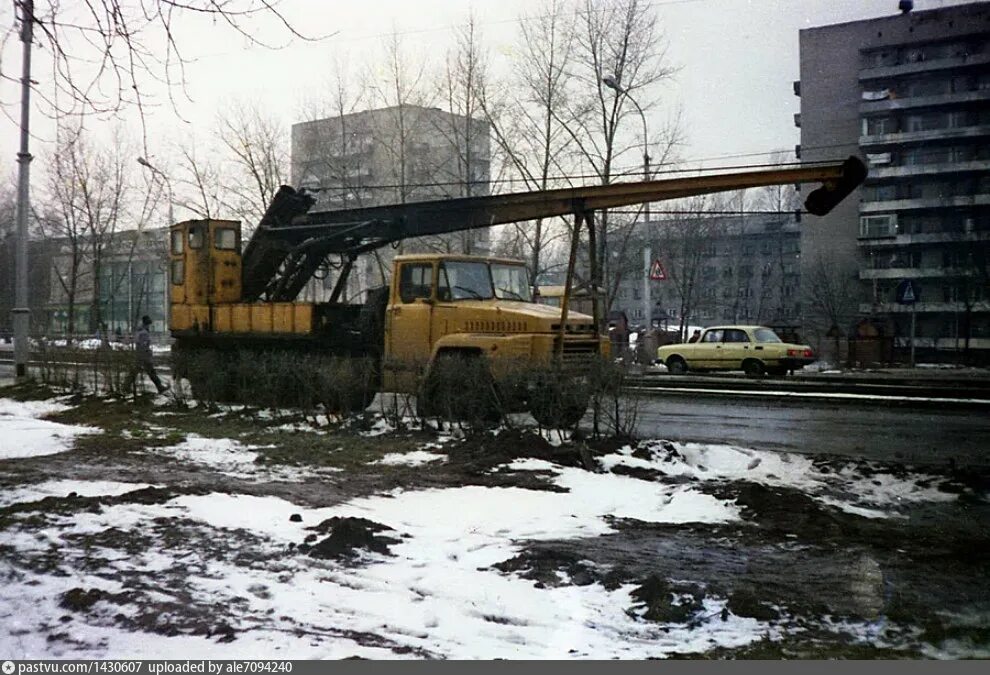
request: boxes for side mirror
[804,156,868,216]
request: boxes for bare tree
[5,1,318,127]
[654,194,729,339]
[174,141,226,220]
[216,99,288,233]
[560,0,681,315]
[805,252,858,365]
[366,29,435,208]
[40,129,92,336]
[295,56,369,211]
[479,0,577,285]
[424,12,491,254]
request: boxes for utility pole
[602,75,651,329]
[13,0,34,380]
[137,157,176,334]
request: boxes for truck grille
[557,338,601,362]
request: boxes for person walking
[128,315,168,395]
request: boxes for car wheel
[743,359,766,378]
[667,356,689,375]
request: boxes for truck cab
[384,254,602,392]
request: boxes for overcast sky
[0,0,971,187]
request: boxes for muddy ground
[1,382,988,658]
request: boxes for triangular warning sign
[901,283,915,302]
[649,259,667,281]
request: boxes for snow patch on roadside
[597,440,957,517]
[0,397,96,460]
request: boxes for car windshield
[754,327,783,343]
[491,264,532,302]
[439,261,494,300]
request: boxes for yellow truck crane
[168,157,866,423]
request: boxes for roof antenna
[899,0,913,13]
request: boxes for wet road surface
[631,395,990,469]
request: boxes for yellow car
[656,325,815,377]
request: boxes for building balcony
[859,52,990,82]
[859,301,990,315]
[866,160,990,180]
[859,266,974,280]
[860,193,990,214]
[860,89,990,115]
[860,124,990,147]
[858,230,990,248]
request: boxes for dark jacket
[135,325,153,361]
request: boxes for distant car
[656,325,815,377]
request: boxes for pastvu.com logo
[2,660,15,675]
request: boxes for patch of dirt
[298,516,400,560]
[444,429,583,474]
[726,588,781,622]
[629,574,706,624]
[494,547,628,590]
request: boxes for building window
[860,214,898,238]
[864,116,897,135]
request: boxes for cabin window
[399,263,434,303]
[188,227,204,250]
[171,260,184,285]
[215,227,238,250]
[170,230,184,255]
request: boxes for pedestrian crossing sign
[649,259,667,281]
[896,279,920,305]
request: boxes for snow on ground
[373,450,446,466]
[0,479,160,508]
[154,434,342,481]
[0,467,755,658]
[597,440,957,517]
[0,397,97,460]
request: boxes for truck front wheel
[418,352,502,425]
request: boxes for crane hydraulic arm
[241,156,866,303]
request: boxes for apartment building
[797,2,990,358]
[612,215,802,331]
[291,105,492,301]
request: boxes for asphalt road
[631,394,990,470]
[4,362,988,470]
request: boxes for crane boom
[242,157,866,302]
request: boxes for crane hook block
[803,156,868,217]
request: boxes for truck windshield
[440,261,494,300]
[492,264,532,302]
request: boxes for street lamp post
[137,157,175,334]
[137,157,175,225]
[12,1,35,380]
[602,75,652,330]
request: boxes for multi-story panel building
[45,228,169,336]
[612,216,802,331]
[291,105,492,302]
[797,2,990,360]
